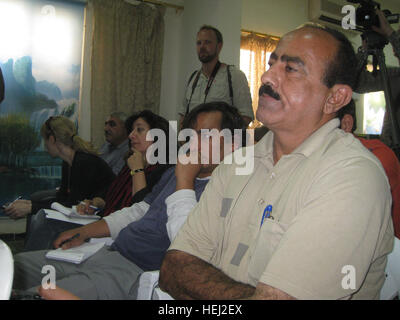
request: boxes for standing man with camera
[179,25,254,127]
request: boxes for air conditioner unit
[308,0,359,34]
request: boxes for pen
[3,196,22,209]
[59,233,80,247]
[260,205,273,227]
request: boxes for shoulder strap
[227,65,233,106]
[185,69,202,116]
[187,70,198,86]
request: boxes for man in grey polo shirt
[179,25,254,126]
[160,25,394,300]
[99,112,129,175]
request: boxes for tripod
[356,31,400,159]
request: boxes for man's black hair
[337,98,357,133]
[301,24,358,89]
[182,101,247,147]
[198,25,223,44]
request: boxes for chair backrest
[136,270,174,300]
[0,240,14,300]
[380,237,400,300]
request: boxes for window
[240,30,279,128]
[363,91,385,135]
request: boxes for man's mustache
[259,84,280,101]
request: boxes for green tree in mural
[0,114,40,168]
[61,102,76,118]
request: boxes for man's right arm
[54,201,150,248]
[159,250,255,300]
[53,219,110,249]
[103,201,150,238]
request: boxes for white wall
[158,7,184,122]
[242,0,309,37]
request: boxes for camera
[348,0,399,30]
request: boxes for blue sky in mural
[0,0,84,212]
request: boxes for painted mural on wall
[0,0,84,214]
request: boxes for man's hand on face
[175,151,202,191]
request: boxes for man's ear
[324,84,353,115]
[340,114,354,133]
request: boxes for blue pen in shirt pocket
[260,204,273,227]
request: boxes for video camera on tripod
[349,0,400,158]
[348,0,399,30]
[348,0,399,49]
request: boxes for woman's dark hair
[125,110,173,161]
[182,101,247,147]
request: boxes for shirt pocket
[247,218,289,284]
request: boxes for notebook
[44,209,96,225]
[45,242,105,264]
[51,202,101,220]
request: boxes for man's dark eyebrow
[281,54,305,67]
[269,53,305,68]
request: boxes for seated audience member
[13,101,246,300]
[338,99,400,239]
[159,25,394,300]
[99,112,130,175]
[23,111,172,251]
[4,116,115,221]
[29,111,129,204]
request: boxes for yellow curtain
[89,0,165,148]
[241,31,279,127]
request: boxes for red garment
[102,164,158,217]
[359,137,400,239]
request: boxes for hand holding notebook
[51,202,101,220]
[45,241,105,264]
